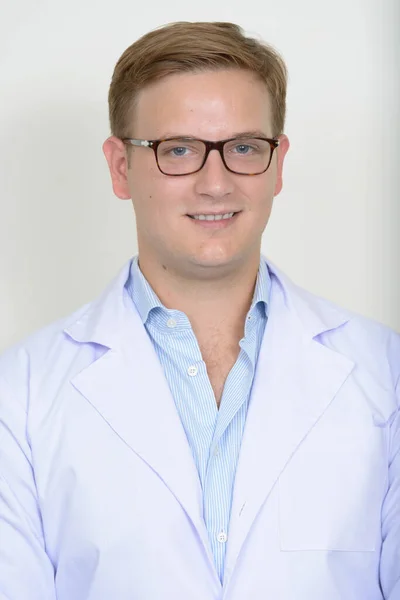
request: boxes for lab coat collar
[64,255,349,348]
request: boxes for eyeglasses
[122,135,280,176]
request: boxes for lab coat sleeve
[0,347,56,600]
[379,366,400,599]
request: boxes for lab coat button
[187,365,198,377]
[217,531,228,543]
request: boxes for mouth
[187,211,240,221]
[186,211,241,229]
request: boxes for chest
[198,338,241,407]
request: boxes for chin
[188,248,241,270]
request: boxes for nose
[194,148,235,198]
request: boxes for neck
[137,252,261,340]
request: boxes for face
[103,69,290,278]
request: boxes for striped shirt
[125,256,270,581]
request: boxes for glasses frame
[121,136,280,176]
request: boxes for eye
[158,142,201,158]
[225,138,263,156]
[234,144,253,154]
[170,146,189,156]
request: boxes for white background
[1,0,399,352]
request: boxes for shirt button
[216,531,228,543]
[166,318,177,328]
[187,365,198,377]
[213,445,220,457]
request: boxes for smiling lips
[186,211,240,228]
[189,212,236,221]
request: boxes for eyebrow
[159,129,270,140]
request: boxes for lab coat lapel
[64,262,214,567]
[224,262,355,586]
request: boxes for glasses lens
[157,139,206,175]
[223,138,272,174]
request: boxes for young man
[0,21,399,600]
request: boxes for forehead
[133,69,273,138]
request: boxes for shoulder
[0,258,134,403]
[0,303,91,404]
[266,258,400,395]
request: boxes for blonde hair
[108,21,288,139]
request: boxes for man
[0,20,399,600]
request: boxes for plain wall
[0,0,399,352]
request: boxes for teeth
[192,212,235,221]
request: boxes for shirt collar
[126,254,271,325]
[250,256,270,319]
[126,256,162,324]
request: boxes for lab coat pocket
[278,427,385,552]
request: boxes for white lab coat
[0,257,399,600]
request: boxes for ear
[274,134,290,196]
[102,136,131,199]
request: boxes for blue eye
[235,144,251,154]
[171,147,188,156]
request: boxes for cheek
[129,167,163,211]
[153,179,193,216]
[134,183,183,234]
[242,178,274,210]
